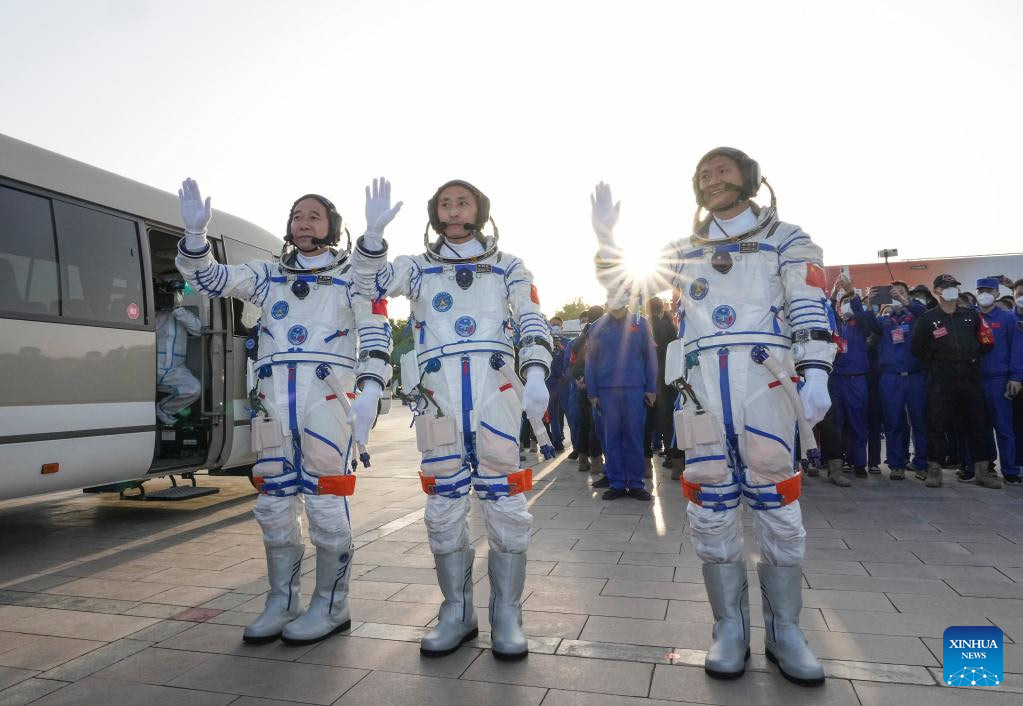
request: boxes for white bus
[0,133,282,500]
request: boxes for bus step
[142,486,220,501]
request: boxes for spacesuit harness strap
[740,473,802,510]
[472,468,533,500]
[681,477,741,512]
[269,273,351,286]
[680,241,777,261]
[684,331,791,355]
[417,340,515,370]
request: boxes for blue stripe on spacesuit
[286,364,306,493]
[687,454,727,464]
[304,428,343,459]
[744,425,791,453]
[789,302,825,314]
[769,307,781,334]
[194,264,227,296]
[681,242,778,260]
[778,234,810,251]
[423,454,462,465]
[480,421,516,443]
[717,349,743,473]
[460,356,476,465]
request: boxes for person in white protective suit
[154,281,202,425]
[589,148,837,687]
[350,177,552,660]
[175,179,391,646]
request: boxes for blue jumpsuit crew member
[827,293,870,472]
[976,277,1023,481]
[584,309,658,494]
[864,296,929,476]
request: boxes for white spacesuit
[351,178,552,660]
[590,149,836,687]
[175,180,390,646]
[155,292,202,425]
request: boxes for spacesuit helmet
[284,194,348,250]
[427,180,492,237]
[691,147,762,208]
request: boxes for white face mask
[889,300,904,312]
[977,293,996,308]
[840,302,853,318]
[1016,296,1023,309]
[940,287,960,302]
[550,325,562,336]
[835,288,849,300]
[914,297,929,306]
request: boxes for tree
[553,297,588,321]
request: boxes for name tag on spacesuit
[891,327,905,344]
[673,409,719,450]
[251,417,284,452]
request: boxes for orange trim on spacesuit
[318,475,356,496]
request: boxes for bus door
[146,229,229,472]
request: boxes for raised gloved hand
[799,368,831,428]
[348,380,382,447]
[363,177,403,251]
[178,178,212,236]
[521,366,550,421]
[590,181,620,248]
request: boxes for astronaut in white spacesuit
[176,179,390,646]
[349,177,552,660]
[590,148,836,686]
[155,281,202,425]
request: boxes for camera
[878,248,899,259]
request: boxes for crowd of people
[819,273,1023,489]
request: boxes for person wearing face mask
[863,281,928,480]
[819,283,869,483]
[175,180,391,646]
[972,278,1023,484]
[352,178,552,661]
[910,274,996,488]
[1013,278,1023,466]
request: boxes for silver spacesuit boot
[488,550,528,660]
[420,547,478,656]
[242,544,304,644]
[759,562,825,686]
[281,547,354,645]
[702,562,750,679]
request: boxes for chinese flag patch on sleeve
[805,264,826,290]
[372,298,388,316]
[530,284,541,305]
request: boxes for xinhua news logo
[943,626,1002,687]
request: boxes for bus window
[0,185,60,317]
[223,236,275,335]
[52,201,146,326]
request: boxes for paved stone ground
[2,412,1023,705]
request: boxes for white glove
[362,177,403,251]
[178,178,212,250]
[799,368,831,428]
[521,366,549,420]
[348,380,382,447]
[590,181,620,249]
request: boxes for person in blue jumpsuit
[584,303,658,500]
[865,330,883,474]
[864,281,928,480]
[1013,278,1023,469]
[975,277,1023,483]
[546,316,569,453]
[827,285,870,478]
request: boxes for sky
[2,0,1022,319]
